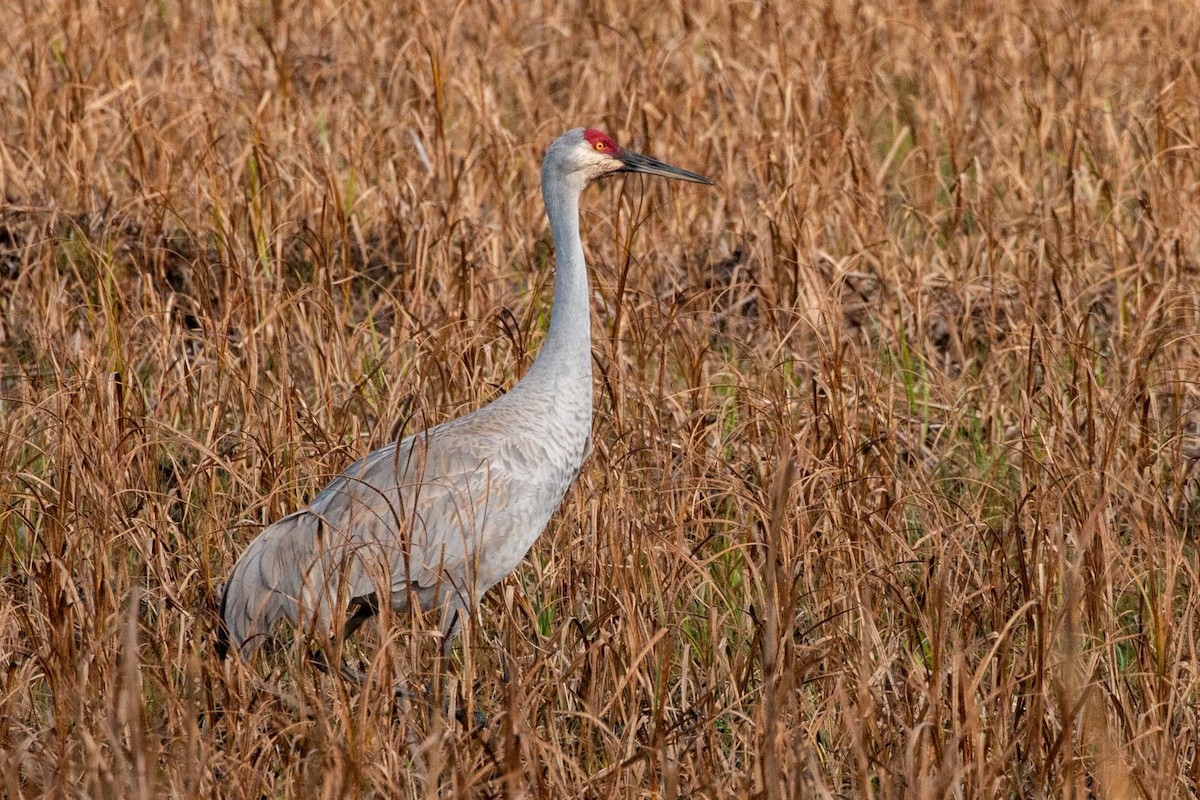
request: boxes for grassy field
[2,0,1199,796]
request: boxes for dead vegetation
[2,0,1200,797]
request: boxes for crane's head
[543,128,712,191]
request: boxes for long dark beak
[617,150,713,185]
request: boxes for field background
[2,0,1199,797]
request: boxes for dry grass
[2,0,1200,796]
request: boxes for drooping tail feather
[219,488,420,660]
[217,515,317,659]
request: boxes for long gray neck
[521,176,592,384]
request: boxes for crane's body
[219,128,710,660]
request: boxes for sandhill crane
[217,128,711,680]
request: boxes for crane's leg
[341,592,380,640]
[309,592,413,696]
[440,604,463,662]
[434,600,487,728]
[309,593,484,728]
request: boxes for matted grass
[2,0,1199,797]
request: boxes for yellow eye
[595,141,606,151]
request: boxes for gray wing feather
[220,423,521,658]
